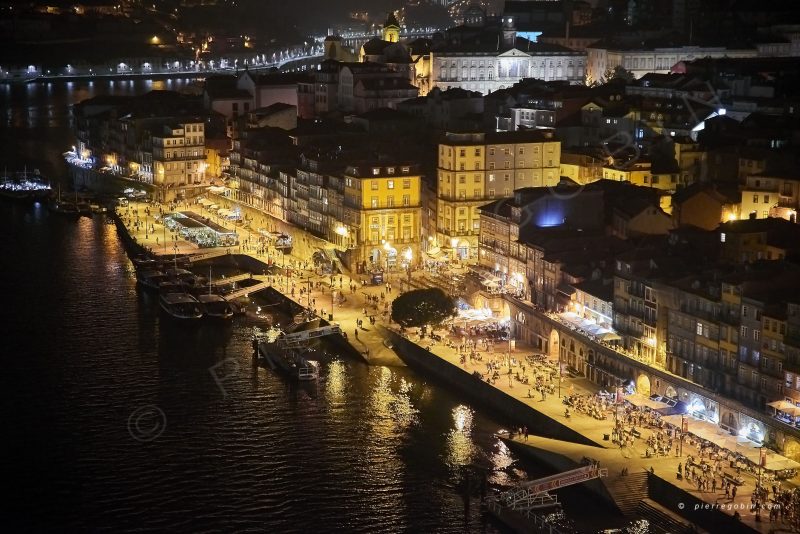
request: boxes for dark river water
[0,79,623,532]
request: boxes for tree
[601,65,635,84]
[391,288,457,328]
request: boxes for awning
[626,393,665,410]
[767,400,800,416]
[598,331,622,341]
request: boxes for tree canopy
[391,288,457,328]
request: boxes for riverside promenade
[115,199,793,532]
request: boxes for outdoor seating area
[163,211,239,248]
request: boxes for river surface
[0,78,623,532]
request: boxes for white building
[428,12,586,95]
[585,44,758,85]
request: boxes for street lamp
[383,241,392,280]
[403,248,413,283]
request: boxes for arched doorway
[369,248,382,269]
[386,247,397,269]
[784,438,800,461]
[457,240,469,260]
[636,374,651,397]
[548,329,559,362]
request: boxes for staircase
[602,470,649,517]
[636,498,701,534]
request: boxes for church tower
[383,12,400,43]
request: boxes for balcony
[156,154,206,162]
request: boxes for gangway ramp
[187,248,231,263]
[226,280,270,300]
[210,273,253,287]
[487,463,607,519]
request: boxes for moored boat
[252,326,325,381]
[136,270,169,291]
[48,185,80,217]
[197,294,235,320]
[159,292,203,320]
[0,168,51,202]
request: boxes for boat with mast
[197,266,234,320]
[47,184,80,217]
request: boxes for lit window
[387,180,394,189]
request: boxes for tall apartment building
[342,162,422,273]
[436,130,561,261]
[151,121,207,190]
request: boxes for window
[459,149,466,157]
[387,180,394,189]
[474,148,481,157]
[696,322,703,335]
[459,175,466,184]
[387,167,395,175]
[764,195,770,204]
[372,168,380,175]
[387,196,395,207]
[371,197,378,208]
[742,306,748,318]
[403,179,410,189]
[489,148,495,156]
[474,189,480,197]
[741,326,748,338]
[720,232,726,243]
[753,194,759,203]
[371,181,379,190]
[402,194,410,206]
[754,329,760,341]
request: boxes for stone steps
[636,498,702,534]
[603,470,649,517]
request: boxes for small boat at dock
[197,294,235,320]
[252,322,340,381]
[136,270,169,291]
[47,185,80,217]
[159,292,203,320]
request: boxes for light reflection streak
[445,405,475,467]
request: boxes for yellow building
[383,12,400,43]
[152,120,206,200]
[436,130,561,262]
[342,162,422,273]
[602,161,651,184]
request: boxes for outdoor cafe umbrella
[767,400,799,413]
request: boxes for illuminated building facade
[342,162,422,272]
[437,130,561,262]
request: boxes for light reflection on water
[446,404,477,468]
